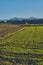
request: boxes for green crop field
[0,24,43,65]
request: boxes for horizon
[0,0,43,19]
[0,17,43,20]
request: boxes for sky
[0,0,43,19]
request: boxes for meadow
[0,24,43,65]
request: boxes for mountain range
[0,17,39,21]
[0,17,43,24]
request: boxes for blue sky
[0,0,43,19]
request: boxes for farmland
[0,23,43,65]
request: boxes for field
[0,23,43,65]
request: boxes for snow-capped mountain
[10,17,24,21]
[10,17,38,21]
[28,17,37,20]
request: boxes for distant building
[25,22,28,25]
